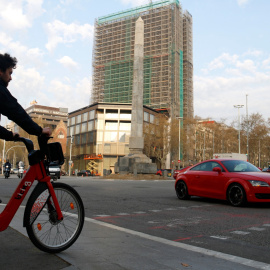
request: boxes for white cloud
[120,0,149,7]
[206,53,239,71]
[262,57,270,69]
[46,77,91,112]
[58,56,79,70]
[8,65,46,109]
[195,52,270,123]
[0,31,45,68]
[0,0,44,30]
[237,0,250,7]
[45,20,94,52]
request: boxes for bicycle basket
[47,142,64,165]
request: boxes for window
[190,162,224,172]
[106,109,118,119]
[150,114,154,123]
[82,112,88,122]
[76,115,81,123]
[69,126,74,136]
[144,111,149,122]
[89,110,95,120]
[81,133,87,144]
[88,121,94,131]
[75,124,80,134]
[104,131,117,142]
[105,121,118,130]
[81,122,87,133]
[70,117,75,125]
[119,121,131,131]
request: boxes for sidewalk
[1,204,269,270]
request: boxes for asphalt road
[1,175,270,266]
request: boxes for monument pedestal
[116,153,157,175]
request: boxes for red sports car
[175,159,270,207]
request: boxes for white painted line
[210,236,229,240]
[116,213,129,216]
[133,211,146,214]
[85,217,270,270]
[248,227,266,231]
[165,208,177,211]
[149,210,162,212]
[263,224,270,227]
[231,231,250,235]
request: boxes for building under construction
[92,0,193,120]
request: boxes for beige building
[67,102,160,175]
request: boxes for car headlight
[248,180,270,187]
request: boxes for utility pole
[246,94,249,161]
[234,105,244,154]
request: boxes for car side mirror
[213,167,222,174]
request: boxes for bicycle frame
[0,161,63,232]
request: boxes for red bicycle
[0,136,84,253]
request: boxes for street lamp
[177,117,183,167]
[2,145,26,175]
[234,105,244,154]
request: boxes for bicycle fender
[23,182,49,227]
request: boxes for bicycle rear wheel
[25,182,84,253]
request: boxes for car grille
[255,193,270,199]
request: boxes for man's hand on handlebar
[42,127,52,136]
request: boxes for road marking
[231,231,250,235]
[263,224,270,227]
[116,213,129,216]
[149,210,162,212]
[85,217,270,270]
[210,236,230,240]
[133,211,146,214]
[248,227,266,231]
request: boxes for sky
[0,0,269,126]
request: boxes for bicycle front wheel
[25,182,84,253]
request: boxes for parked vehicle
[213,153,247,161]
[48,162,61,180]
[262,167,270,173]
[175,159,270,207]
[173,166,191,179]
[77,170,92,177]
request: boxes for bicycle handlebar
[14,135,52,155]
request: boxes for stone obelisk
[129,17,144,154]
[115,17,157,174]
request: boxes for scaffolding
[92,0,193,120]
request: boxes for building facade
[92,0,193,120]
[13,104,68,154]
[67,102,160,175]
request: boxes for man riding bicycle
[0,53,51,186]
[0,53,51,141]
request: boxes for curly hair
[0,53,17,72]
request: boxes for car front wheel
[176,180,190,200]
[227,184,246,207]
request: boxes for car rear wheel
[176,181,190,200]
[227,184,246,207]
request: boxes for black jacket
[0,79,42,141]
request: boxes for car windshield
[221,160,260,172]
